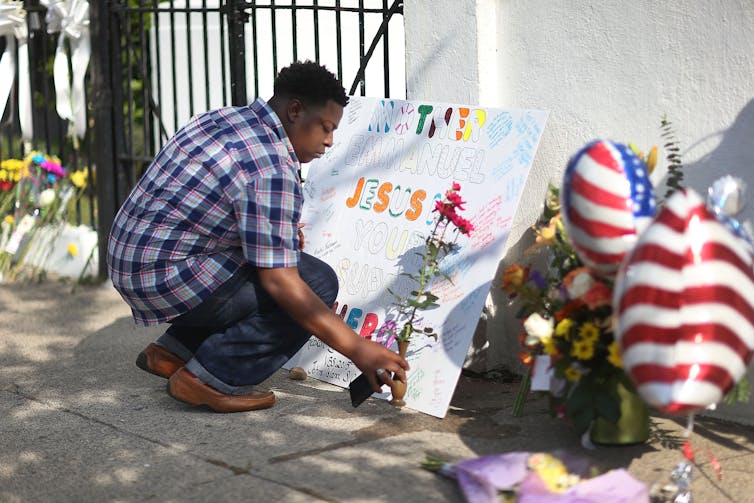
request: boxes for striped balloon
[562,140,656,277]
[614,188,754,414]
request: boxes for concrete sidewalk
[1,280,753,502]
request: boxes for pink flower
[434,200,459,221]
[451,213,474,235]
[40,160,66,178]
[446,190,466,210]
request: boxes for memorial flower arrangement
[502,141,661,437]
[0,151,89,280]
[502,183,630,434]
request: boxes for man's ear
[286,98,304,124]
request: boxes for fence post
[89,0,117,280]
[226,0,248,105]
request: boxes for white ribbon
[0,1,32,140]
[40,0,90,139]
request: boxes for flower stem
[512,366,532,417]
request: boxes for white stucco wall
[405,0,754,387]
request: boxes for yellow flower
[554,318,573,338]
[570,338,595,360]
[67,243,79,257]
[3,215,13,225]
[564,366,582,382]
[608,341,623,368]
[527,453,579,493]
[0,169,6,181]
[501,264,528,294]
[542,336,558,356]
[525,214,561,254]
[1,159,24,171]
[70,169,88,189]
[578,322,600,343]
[645,145,658,173]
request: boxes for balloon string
[684,413,695,437]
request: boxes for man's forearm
[257,266,360,357]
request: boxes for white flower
[565,270,593,299]
[523,313,554,342]
[38,188,56,208]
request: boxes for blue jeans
[155,252,339,395]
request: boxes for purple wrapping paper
[446,453,648,503]
[518,469,648,503]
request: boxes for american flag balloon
[562,140,656,277]
[614,188,754,414]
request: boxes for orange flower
[519,350,534,366]
[525,214,561,255]
[502,264,528,295]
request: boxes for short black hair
[273,60,349,108]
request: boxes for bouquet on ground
[0,151,89,280]
[422,451,648,503]
[502,183,632,434]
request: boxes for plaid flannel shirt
[108,98,302,325]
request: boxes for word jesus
[345,177,427,222]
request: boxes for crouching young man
[108,61,408,412]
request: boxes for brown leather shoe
[136,343,186,379]
[167,367,275,413]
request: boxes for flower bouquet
[422,451,649,503]
[503,182,644,439]
[501,133,673,444]
[0,151,90,281]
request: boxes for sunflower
[570,338,595,361]
[578,321,600,343]
[607,341,623,368]
[564,366,582,382]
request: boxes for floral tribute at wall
[504,137,754,447]
[0,151,92,282]
[428,135,754,502]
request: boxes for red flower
[554,299,584,322]
[583,282,612,309]
[0,181,13,192]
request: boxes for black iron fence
[1,0,405,278]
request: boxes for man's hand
[349,338,409,392]
[257,266,409,393]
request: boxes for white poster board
[286,96,548,418]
